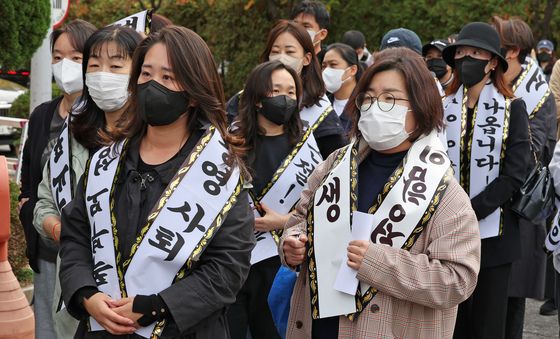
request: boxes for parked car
[0,79,27,152]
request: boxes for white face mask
[269,53,304,74]
[308,29,317,43]
[358,101,411,151]
[322,67,350,93]
[85,72,130,112]
[52,59,83,95]
[307,29,322,46]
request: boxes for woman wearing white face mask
[17,19,96,339]
[227,20,347,160]
[280,47,480,339]
[72,25,142,150]
[32,24,141,338]
[322,43,363,132]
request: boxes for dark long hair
[115,25,247,175]
[348,47,444,140]
[325,43,364,83]
[260,20,325,108]
[71,25,142,150]
[235,60,303,162]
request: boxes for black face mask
[455,56,490,87]
[426,58,448,79]
[137,80,189,126]
[537,52,552,63]
[258,95,298,126]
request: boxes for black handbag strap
[527,124,539,166]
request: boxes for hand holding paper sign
[347,240,370,270]
[333,211,374,295]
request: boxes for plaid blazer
[279,143,481,339]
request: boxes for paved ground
[524,299,558,338]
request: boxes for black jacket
[19,96,63,271]
[465,98,531,268]
[528,93,557,165]
[59,132,256,338]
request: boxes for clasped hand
[83,293,143,335]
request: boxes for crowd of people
[15,1,560,338]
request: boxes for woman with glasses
[440,23,531,339]
[280,47,480,339]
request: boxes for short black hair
[290,1,330,30]
[341,30,366,50]
[51,19,97,53]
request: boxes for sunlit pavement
[525,298,558,338]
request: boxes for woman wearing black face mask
[227,60,305,339]
[422,39,454,92]
[536,39,556,81]
[59,26,255,338]
[441,22,531,339]
[226,20,348,160]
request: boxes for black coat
[59,132,256,338]
[509,93,557,298]
[468,98,531,268]
[18,96,63,271]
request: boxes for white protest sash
[307,131,452,320]
[85,128,242,337]
[307,142,355,319]
[84,141,125,332]
[513,56,551,118]
[249,106,330,265]
[111,10,152,34]
[545,199,560,253]
[444,84,510,239]
[49,116,72,213]
[299,94,332,131]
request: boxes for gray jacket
[32,133,89,339]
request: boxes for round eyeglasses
[355,92,410,112]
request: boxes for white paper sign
[333,211,374,295]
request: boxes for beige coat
[548,60,560,139]
[279,144,481,339]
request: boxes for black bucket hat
[442,22,508,71]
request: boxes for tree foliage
[0,0,50,68]
[67,0,143,27]
[66,0,560,97]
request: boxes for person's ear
[506,47,521,61]
[347,65,358,78]
[486,57,499,73]
[303,52,312,67]
[318,29,328,42]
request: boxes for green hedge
[0,0,50,68]
[9,83,62,119]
